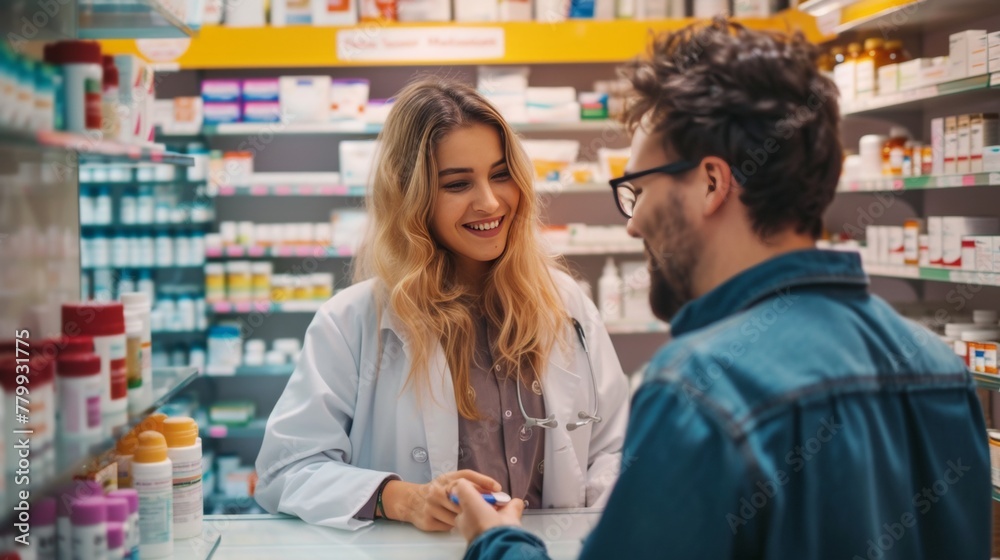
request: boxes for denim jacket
[466,249,990,560]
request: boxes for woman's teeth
[467,219,500,231]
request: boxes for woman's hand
[381,470,501,532]
[452,479,525,543]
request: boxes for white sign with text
[337,27,505,62]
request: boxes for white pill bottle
[163,416,204,539]
[133,431,174,558]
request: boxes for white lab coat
[254,270,630,530]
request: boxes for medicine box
[970,236,995,272]
[202,79,242,103]
[241,78,280,102]
[339,140,379,187]
[950,31,970,80]
[311,0,358,25]
[944,116,958,175]
[878,64,899,96]
[969,30,989,77]
[398,0,452,21]
[242,101,282,123]
[455,0,498,20]
[203,102,242,124]
[329,79,370,122]
[279,76,330,123]
[209,401,256,425]
[931,117,945,176]
[989,32,1000,73]
[957,114,971,174]
[920,57,950,87]
[898,59,926,91]
[942,216,1000,267]
[499,0,532,21]
[984,146,1000,172]
[928,216,943,265]
[970,114,999,173]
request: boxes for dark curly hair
[620,18,843,239]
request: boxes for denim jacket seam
[731,372,975,432]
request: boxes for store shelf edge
[0,367,200,520]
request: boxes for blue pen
[450,491,512,506]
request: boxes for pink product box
[242,78,281,102]
[202,79,242,103]
[242,102,282,123]
[203,102,242,124]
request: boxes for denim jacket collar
[669,249,869,337]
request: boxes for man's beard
[646,200,698,323]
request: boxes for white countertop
[197,509,601,559]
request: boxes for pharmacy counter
[200,509,600,559]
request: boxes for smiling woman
[254,78,630,534]
[430,124,521,286]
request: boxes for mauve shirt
[456,317,546,509]
[356,318,546,520]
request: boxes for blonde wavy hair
[354,78,568,420]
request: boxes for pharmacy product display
[819,1,1000,542]
[167,0,766,29]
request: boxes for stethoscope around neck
[516,318,602,432]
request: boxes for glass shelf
[842,74,998,116]
[78,0,195,39]
[1,367,200,520]
[0,127,195,166]
[206,364,295,377]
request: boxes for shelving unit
[866,264,1000,285]
[819,0,1000,538]
[0,0,196,42]
[841,73,999,116]
[839,172,1000,192]
[554,243,646,256]
[4,367,200,517]
[0,126,195,165]
[79,0,198,39]
[209,300,325,314]
[166,120,621,137]
[214,181,609,197]
[205,244,356,259]
[97,12,823,68]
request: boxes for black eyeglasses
[608,160,699,218]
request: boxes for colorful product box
[983,145,1000,172]
[944,116,958,175]
[202,79,242,103]
[878,64,899,96]
[203,102,242,124]
[957,114,971,174]
[970,113,999,173]
[931,117,945,176]
[942,216,999,267]
[242,101,282,123]
[241,78,280,102]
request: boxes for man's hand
[383,470,501,532]
[452,479,526,543]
